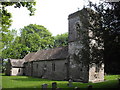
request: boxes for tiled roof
[23,52,36,62]
[29,46,68,61]
[10,59,25,67]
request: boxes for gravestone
[41,84,48,90]
[74,87,80,90]
[52,82,57,90]
[118,78,120,86]
[88,85,93,90]
[68,79,73,87]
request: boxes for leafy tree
[0,1,36,72]
[20,24,54,52]
[53,33,68,47]
[0,1,36,57]
[87,1,120,74]
[103,2,120,74]
[2,36,30,59]
[1,29,17,72]
[1,2,36,32]
[3,24,54,59]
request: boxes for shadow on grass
[1,73,6,76]
[11,75,68,82]
[11,76,53,82]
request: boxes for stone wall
[23,62,33,76]
[68,41,89,82]
[68,8,104,83]
[24,59,67,80]
[11,67,23,76]
[89,63,104,82]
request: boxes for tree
[103,2,120,74]
[53,33,68,47]
[1,2,36,32]
[3,24,54,59]
[2,36,30,59]
[0,1,36,57]
[87,1,120,74]
[20,24,54,51]
[0,1,36,72]
[1,29,17,72]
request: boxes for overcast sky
[7,0,98,36]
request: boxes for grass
[1,73,120,90]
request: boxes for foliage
[20,24,54,51]
[1,2,36,32]
[2,29,17,46]
[1,29,17,58]
[102,2,120,74]
[0,2,36,73]
[53,33,68,47]
[2,24,54,59]
[2,74,120,89]
[87,1,120,73]
[0,1,36,56]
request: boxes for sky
[7,0,99,36]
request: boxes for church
[5,8,104,83]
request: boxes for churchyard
[2,73,120,89]
[1,1,120,90]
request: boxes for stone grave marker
[52,82,57,90]
[41,84,48,90]
[67,79,73,87]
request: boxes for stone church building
[5,8,104,83]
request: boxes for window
[76,23,80,30]
[52,63,55,71]
[18,69,20,73]
[36,64,38,69]
[75,22,81,31]
[43,64,47,71]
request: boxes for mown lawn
[1,73,120,90]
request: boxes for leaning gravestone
[67,79,73,87]
[41,84,48,90]
[87,85,93,90]
[52,82,57,90]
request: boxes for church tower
[68,8,104,83]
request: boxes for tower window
[75,22,80,31]
[76,23,80,30]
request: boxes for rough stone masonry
[68,8,104,83]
